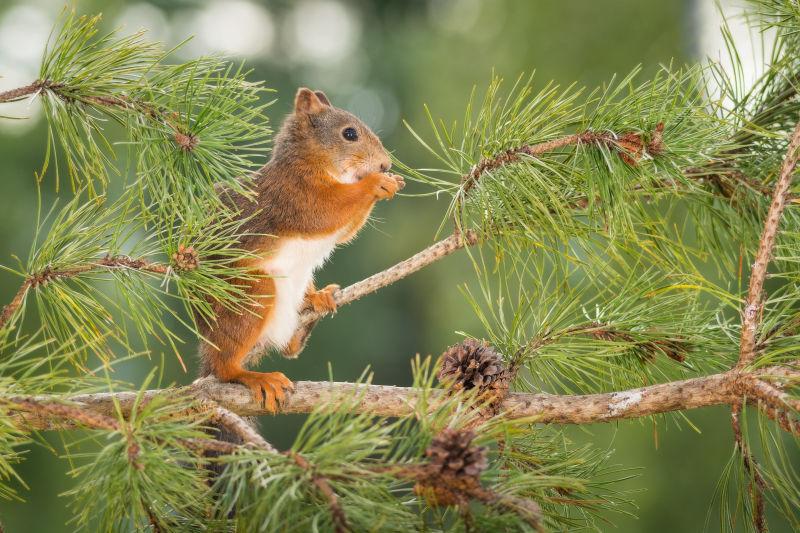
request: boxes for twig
[731,402,768,533]
[289,451,349,533]
[0,81,193,146]
[462,132,599,193]
[462,125,665,193]
[0,255,170,331]
[738,121,800,368]
[300,229,480,327]
[205,404,276,453]
[282,229,480,356]
[0,81,46,103]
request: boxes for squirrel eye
[342,127,358,141]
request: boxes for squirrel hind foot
[226,370,294,412]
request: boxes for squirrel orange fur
[198,88,403,411]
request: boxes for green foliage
[38,9,272,212]
[130,57,273,219]
[399,65,733,258]
[64,388,213,531]
[461,244,732,396]
[1,2,800,532]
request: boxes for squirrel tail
[198,346,254,480]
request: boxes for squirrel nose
[380,159,391,172]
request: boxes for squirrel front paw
[373,173,405,200]
[306,283,340,314]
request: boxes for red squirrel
[199,88,403,410]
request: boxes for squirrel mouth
[355,164,385,181]
[354,169,372,181]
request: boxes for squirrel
[198,88,404,411]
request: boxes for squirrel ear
[294,88,327,114]
[314,91,331,106]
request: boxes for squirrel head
[271,88,391,182]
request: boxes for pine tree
[1,4,800,531]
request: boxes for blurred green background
[0,0,785,531]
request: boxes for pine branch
[0,78,196,148]
[3,395,245,456]
[0,81,47,103]
[206,404,276,452]
[735,377,800,434]
[461,126,664,194]
[739,121,800,368]
[0,255,170,330]
[9,366,798,430]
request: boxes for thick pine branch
[3,395,242,456]
[9,366,798,430]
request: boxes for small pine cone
[438,339,510,400]
[415,429,488,507]
[174,131,199,151]
[425,429,488,479]
[172,244,199,271]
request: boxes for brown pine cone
[414,428,488,507]
[425,428,488,478]
[438,339,510,400]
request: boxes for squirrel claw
[229,371,293,412]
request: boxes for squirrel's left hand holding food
[198,88,403,411]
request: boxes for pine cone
[425,429,488,478]
[174,131,199,151]
[414,429,488,507]
[438,339,510,400]
[172,244,199,271]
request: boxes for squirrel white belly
[257,234,339,350]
